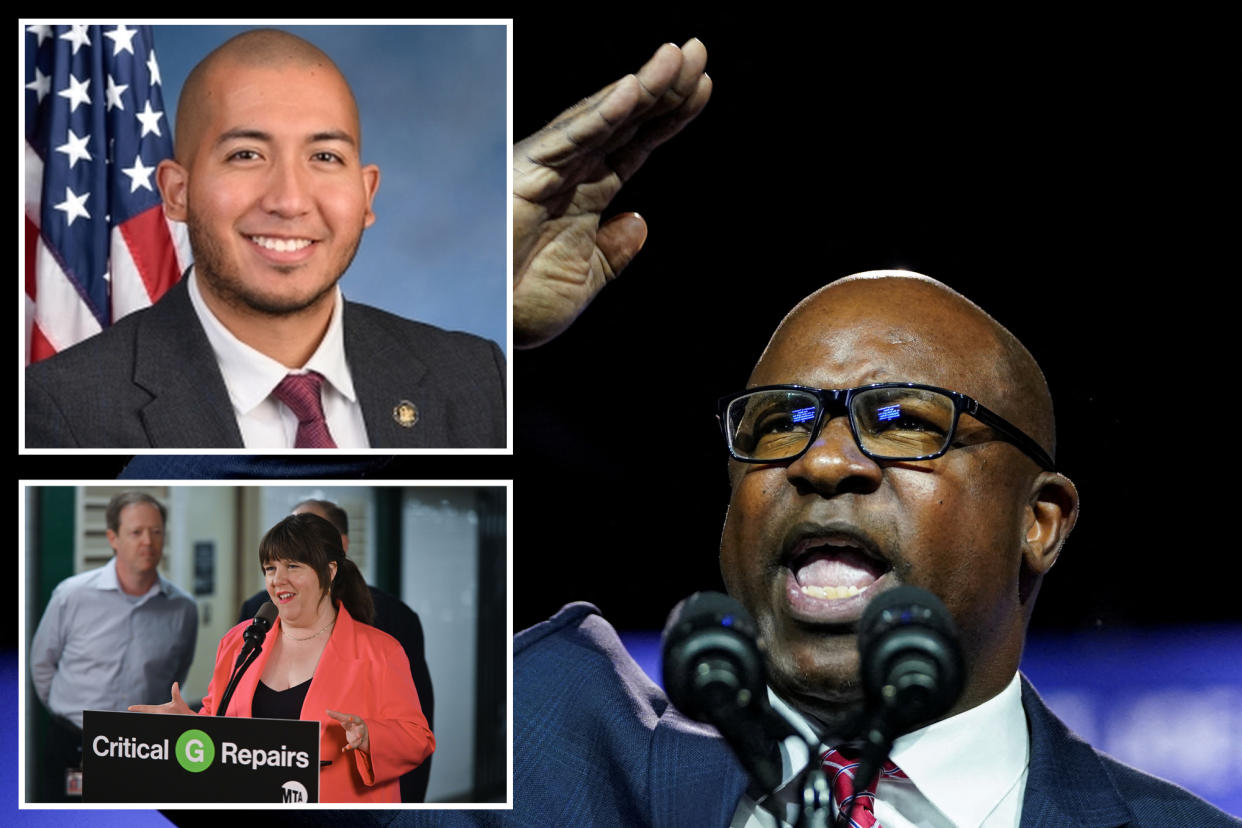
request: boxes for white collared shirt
[187,270,371,448]
[733,672,1029,828]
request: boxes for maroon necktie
[272,371,337,448]
[821,746,908,828]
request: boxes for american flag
[23,24,191,364]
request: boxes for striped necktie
[821,746,908,828]
[272,371,338,448]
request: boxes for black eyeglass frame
[717,382,1055,471]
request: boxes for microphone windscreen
[662,591,764,723]
[254,601,278,629]
[662,591,756,643]
[661,592,785,794]
[859,585,956,644]
[858,585,964,732]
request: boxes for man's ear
[1022,471,1079,575]
[361,163,380,228]
[156,159,189,222]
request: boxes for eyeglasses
[718,383,1054,471]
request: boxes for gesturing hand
[513,38,711,348]
[128,681,194,716]
[326,709,370,754]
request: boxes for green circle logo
[175,729,215,773]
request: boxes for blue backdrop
[154,24,508,355]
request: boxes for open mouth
[275,591,296,604]
[781,533,894,622]
[790,538,890,599]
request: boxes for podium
[82,711,320,803]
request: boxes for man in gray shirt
[29,491,198,800]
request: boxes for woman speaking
[131,513,434,803]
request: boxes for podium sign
[82,711,320,803]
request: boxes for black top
[252,677,312,720]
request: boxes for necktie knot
[272,371,337,448]
[820,746,907,828]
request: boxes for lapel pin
[393,400,419,429]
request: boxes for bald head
[721,272,1079,727]
[756,271,1056,461]
[292,499,349,538]
[175,29,361,165]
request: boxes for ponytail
[331,556,374,625]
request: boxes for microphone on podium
[661,591,790,794]
[237,601,277,668]
[846,585,965,816]
[660,587,965,828]
[219,602,278,716]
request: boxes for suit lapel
[131,279,245,447]
[342,301,435,447]
[299,607,360,729]
[1020,676,1134,828]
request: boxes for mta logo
[281,780,308,803]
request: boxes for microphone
[235,601,278,670]
[218,602,278,716]
[858,585,964,735]
[843,585,964,820]
[662,591,786,793]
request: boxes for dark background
[505,12,1231,634]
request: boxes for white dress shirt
[733,672,1029,828]
[187,270,371,448]
[29,558,198,729]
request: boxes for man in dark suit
[24,28,504,449]
[238,498,435,803]
[481,276,1237,824]
[462,268,1233,826]
[25,279,504,448]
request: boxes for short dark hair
[292,499,349,537]
[105,492,167,533]
[258,513,373,624]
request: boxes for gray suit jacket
[25,279,505,448]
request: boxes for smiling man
[25,29,505,448]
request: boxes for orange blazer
[199,604,434,803]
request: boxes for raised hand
[326,708,370,754]
[128,681,194,715]
[513,38,711,347]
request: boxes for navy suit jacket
[402,603,1237,828]
[25,278,506,448]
